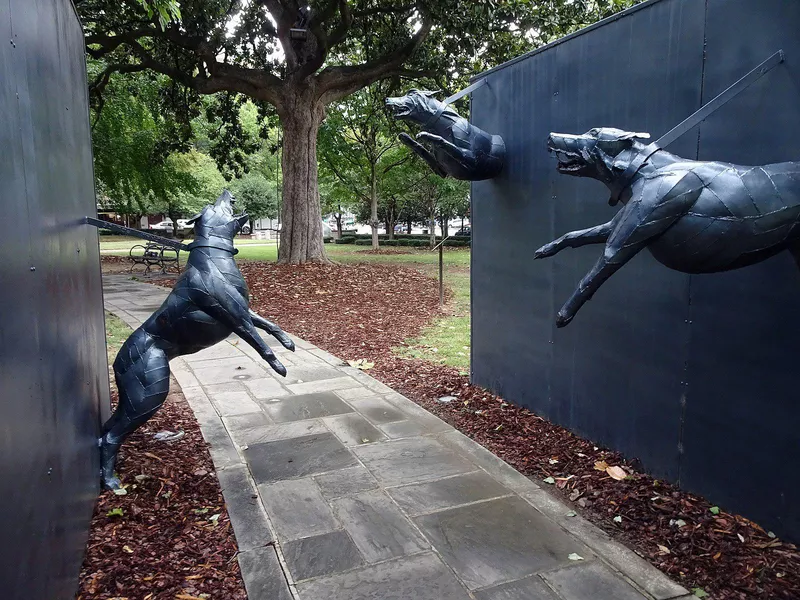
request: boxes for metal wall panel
[682,0,800,541]
[472,0,800,540]
[0,0,109,597]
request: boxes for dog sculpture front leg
[399,133,448,177]
[554,172,703,326]
[249,309,296,351]
[534,221,614,259]
[415,132,477,170]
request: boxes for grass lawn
[99,238,471,369]
[104,311,130,365]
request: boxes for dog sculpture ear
[420,90,442,97]
[619,131,651,141]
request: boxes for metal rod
[657,50,784,148]
[443,78,487,106]
[439,241,444,308]
[84,217,190,251]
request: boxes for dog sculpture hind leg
[99,191,294,489]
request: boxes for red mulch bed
[147,261,799,599]
[78,384,247,600]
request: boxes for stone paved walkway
[103,275,691,600]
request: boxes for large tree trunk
[278,95,329,264]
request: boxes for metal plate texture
[471,0,800,540]
[0,0,109,596]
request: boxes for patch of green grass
[396,269,471,370]
[104,311,131,363]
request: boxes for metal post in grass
[432,235,451,308]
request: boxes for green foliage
[135,0,181,29]
[230,173,278,221]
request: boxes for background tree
[78,0,639,263]
[319,82,409,249]
[230,173,279,229]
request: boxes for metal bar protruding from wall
[84,217,190,251]
[656,50,785,147]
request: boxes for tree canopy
[78,0,638,263]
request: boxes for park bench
[129,241,180,274]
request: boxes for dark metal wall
[471,0,800,541]
[0,0,109,597]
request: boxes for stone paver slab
[183,342,243,362]
[387,471,511,516]
[347,396,407,425]
[283,365,346,385]
[264,391,353,423]
[296,553,471,600]
[238,545,293,600]
[244,377,291,399]
[323,413,387,446]
[216,465,273,551]
[333,386,376,400]
[224,413,327,447]
[193,356,268,385]
[245,433,358,484]
[287,376,359,394]
[282,530,363,581]
[259,478,338,541]
[353,437,475,486]
[541,562,647,599]
[413,496,591,590]
[378,419,430,439]
[210,390,262,416]
[473,575,558,600]
[314,466,378,500]
[331,490,429,563]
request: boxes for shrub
[396,238,430,247]
[323,236,333,243]
[354,239,372,245]
[334,236,356,244]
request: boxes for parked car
[149,219,195,234]
[454,226,471,237]
[148,219,174,232]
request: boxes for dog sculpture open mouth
[547,135,586,174]
[385,99,411,117]
[549,146,585,173]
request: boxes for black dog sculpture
[385,89,505,180]
[537,127,800,327]
[99,191,294,489]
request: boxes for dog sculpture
[99,190,294,489]
[385,89,505,180]
[537,127,800,327]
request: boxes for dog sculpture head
[385,89,458,126]
[547,128,651,194]
[187,190,249,242]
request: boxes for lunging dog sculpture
[385,89,505,180]
[537,127,800,327]
[99,191,294,489]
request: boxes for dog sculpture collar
[607,141,662,206]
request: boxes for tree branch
[317,18,433,104]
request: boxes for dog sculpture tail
[99,329,170,489]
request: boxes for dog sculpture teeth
[98,190,295,490]
[537,127,800,327]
